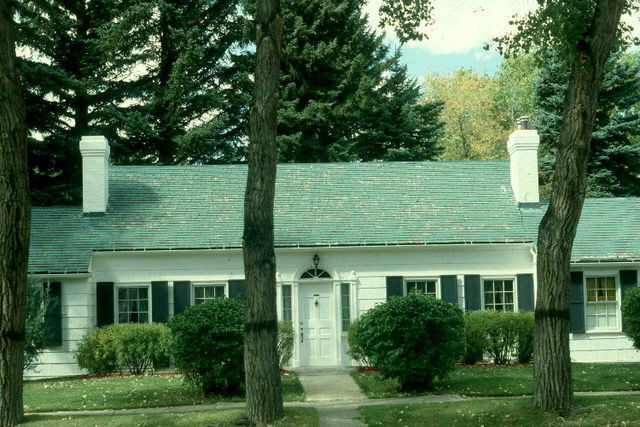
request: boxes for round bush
[622,286,640,350]
[347,318,372,367]
[169,298,245,395]
[354,293,465,390]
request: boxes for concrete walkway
[295,366,367,426]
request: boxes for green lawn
[353,363,640,398]
[359,395,640,426]
[24,373,305,413]
[22,407,318,426]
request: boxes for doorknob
[300,323,304,343]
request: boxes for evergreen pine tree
[277,0,442,162]
[17,0,246,204]
[16,0,118,204]
[533,50,640,197]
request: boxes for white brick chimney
[79,136,110,214]
[507,117,540,203]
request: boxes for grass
[22,407,318,426]
[359,395,640,426]
[353,363,640,398]
[24,373,305,413]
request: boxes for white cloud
[365,0,538,55]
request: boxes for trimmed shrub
[622,287,640,350]
[113,323,172,374]
[76,323,172,375]
[515,312,535,363]
[353,293,465,390]
[76,326,120,375]
[277,321,294,369]
[463,312,486,365]
[169,298,245,395]
[347,318,372,367]
[463,310,535,364]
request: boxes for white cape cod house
[28,127,640,377]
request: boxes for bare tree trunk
[0,0,31,425]
[242,0,284,425]
[533,0,624,412]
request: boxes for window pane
[504,281,513,292]
[117,287,149,324]
[495,281,503,292]
[282,285,292,322]
[341,283,350,331]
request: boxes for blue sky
[364,0,538,80]
[366,0,640,81]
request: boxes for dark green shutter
[386,276,404,299]
[517,274,535,311]
[229,279,245,299]
[96,282,114,327]
[464,275,481,311]
[43,282,62,347]
[620,270,638,331]
[173,281,191,316]
[152,281,169,323]
[570,271,585,333]
[440,275,458,305]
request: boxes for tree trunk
[533,0,624,412]
[0,0,31,425]
[242,0,284,425]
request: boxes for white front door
[299,283,335,366]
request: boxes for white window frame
[404,278,439,298]
[191,281,227,305]
[584,274,620,332]
[114,283,152,324]
[481,277,517,312]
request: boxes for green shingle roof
[521,198,640,263]
[29,161,640,274]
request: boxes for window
[341,283,350,331]
[282,285,292,322]
[483,279,514,311]
[300,268,332,279]
[586,276,618,330]
[117,287,149,323]
[406,279,437,297]
[194,283,225,305]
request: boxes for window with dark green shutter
[569,271,585,333]
[464,275,481,311]
[228,279,245,299]
[621,270,638,331]
[96,282,114,326]
[386,276,403,299]
[43,282,62,347]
